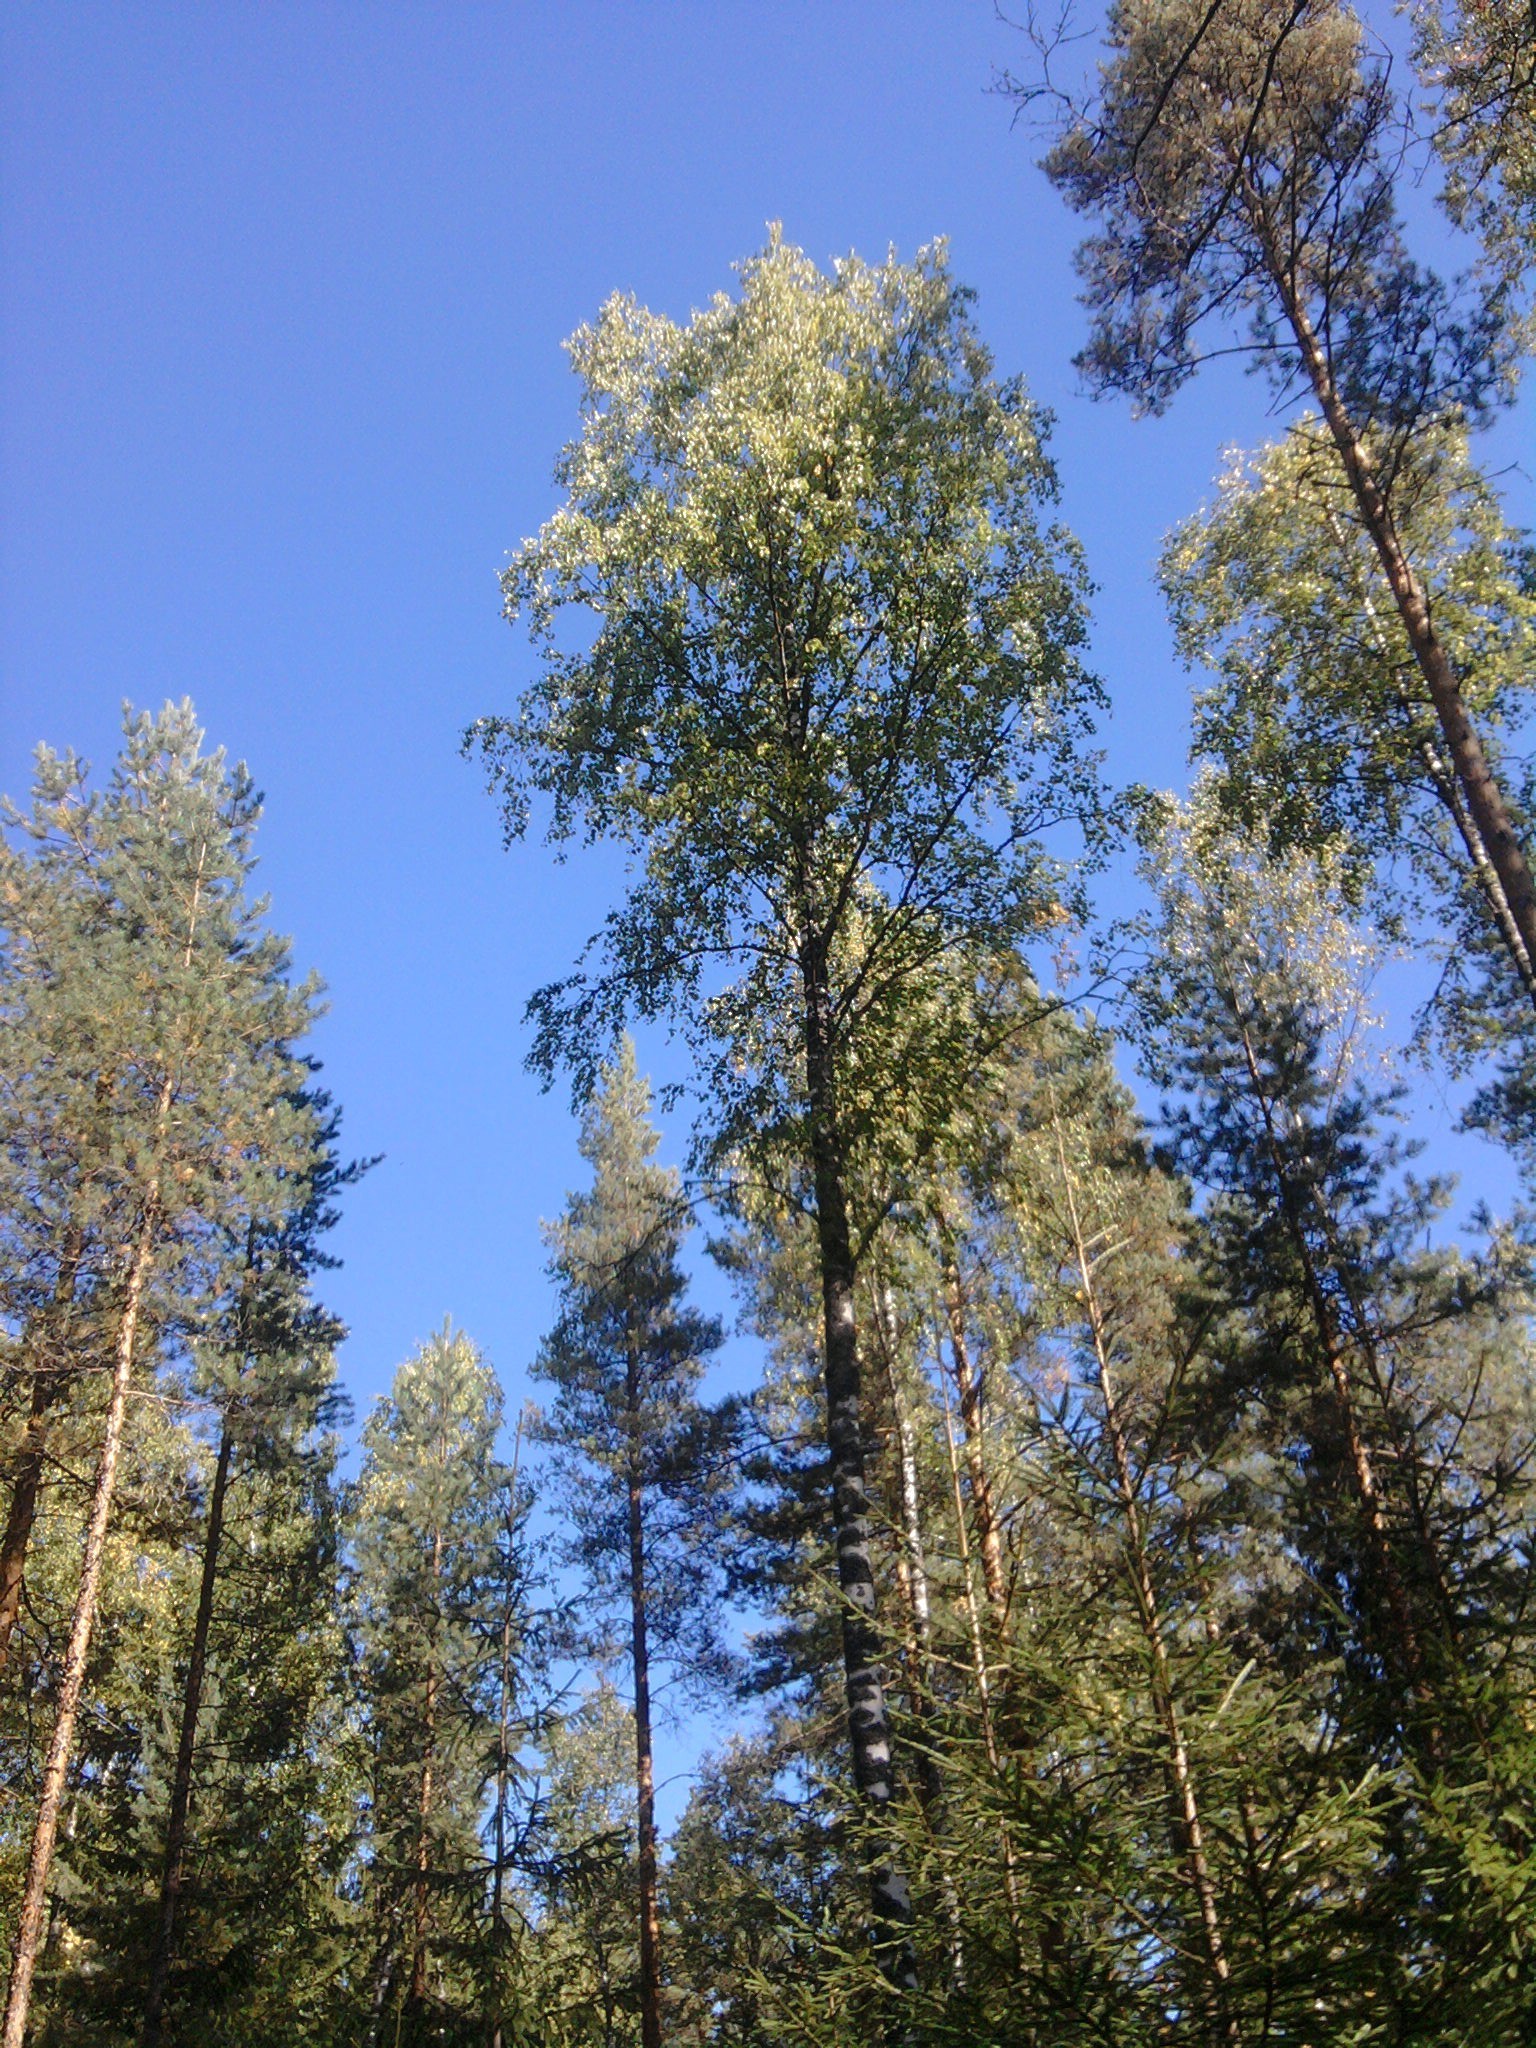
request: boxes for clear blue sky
[3,1,1529,1442]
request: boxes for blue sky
[3,1,1530,1457]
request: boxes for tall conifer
[535,1040,731,2048]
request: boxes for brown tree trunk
[3,1220,154,2048]
[800,931,915,1986]
[141,1424,234,2048]
[626,1409,664,2048]
[0,1376,61,1674]
[1322,504,1536,1007]
[1261,226,1536,1000]
[489,1446,522,2048]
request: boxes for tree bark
[625,1338,664,2048]
[140,1424,234,2048]
[869,1283,934,1735]
[799,932,916,1987]
[490,1461,521,2048]
[0,1374,61,1674]
[1259,219,1536,1002]
[870,1282,965,1987]
[3,1218,154,2048]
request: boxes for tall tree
[534,1040,731,2048]
[1,704,326,2048]
[470,232,1111,1976]
[26,1345,356,2048]
[1013,0,1536,999]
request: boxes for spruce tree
[534,1040,731,2048]
[1136,796,1536,2038]
[352,1323,540,2047]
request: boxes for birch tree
[470,231,1111,1977]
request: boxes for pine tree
[137,1149,356,2047]
[1,704,328,2048]
[1014,0,1536,1003]
[535,1041,732,2048]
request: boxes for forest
[3,2,1535,2043]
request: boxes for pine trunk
[0,1375,59,1674]
[2,1221,154,2048]
[409,1527,444,2019]
[490,1488,517,2048]
[141,1424,234,2047]
[1260,222,1536,998]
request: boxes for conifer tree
[30,1344,355,2047]
[1135,796,1536,2036]
[1413,0,1536,292]
[352,1323,539,2046]
[138,1129,355,2047]
[1,705,328,2048]
[535,1040,731,2048]
[1015,0,1536,1004]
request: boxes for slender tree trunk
[364,1913,401,2048]
[0,1236,86,1672]
[409,1528,444,2021]
[1259,224,1536,995]
[1322,504,1536,1006]
[3,1218,154,2048]
[937,1374,1024,1966]
[799,931,916,1986]
[140,1424,234,2048]
[490,1452,521,2048]
[871,1282,970,1981]
[624,1340,664,2048]
[1050,1110,1238,2045]
[869,1283,934,1736]
[489,1583,513,2048]
[933,1220,1007,1620]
